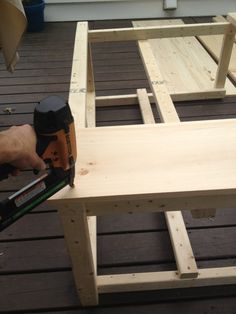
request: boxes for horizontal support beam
[95,89,226,107]
[97,267,236,293]
[83,194,236,216]
[89,22,230,42]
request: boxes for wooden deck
[0,18,236,313]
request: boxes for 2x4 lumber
[53,22,98,306]
[228,12,236,28]
[136,45,198,279]
[214,14,236,88]
[88,22,230,43]
[213,15,236,42]
[95,88,226,107]
[86,44,97,278]
[137,40,179,122]
[69,22,88,127]
[137,88,155,124]
[86,44,96,128]
[57,203,98,306]
[97,267,236,293]
[84,193,236,216]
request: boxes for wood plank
[132,19,236,97]
[51,22,98,306]
[137,88,155,124]
[137,40,179,122]
[51,119,236,203]
[1,207,236,241]
[98,267,236,293]
[57,203,98,306]
[34,297,236,314]
[228,13,236,28]
[86,44,98,279]
[88,22,230,43]
[198,31,236,83]
[0,271,235,312]
[0,212,62,240]
[214,23,236,88]
[0,227,235,273]
[136,87,197,278]
[96,89,226,107]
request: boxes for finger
[30,155,46,171]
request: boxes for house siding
[44,0,236,22]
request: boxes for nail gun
[0,95,77,231]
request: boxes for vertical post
[58,202,98,306]
[214,13,236,88]
[86,43,97,276]
[57,22,98,306]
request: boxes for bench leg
[58,202,98,306]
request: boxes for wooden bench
[49,13,236,306]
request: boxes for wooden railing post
[214,13,236,88]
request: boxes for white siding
[44,0,236,22]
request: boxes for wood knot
[79,168,89,176]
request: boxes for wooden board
[51,119,236,202]
[198,21,236,82]
[132,19,236,96]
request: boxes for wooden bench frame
[50,13,236,306]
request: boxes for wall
[44,0,236,22]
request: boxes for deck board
[0,18,236,313]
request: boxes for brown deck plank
[0,271,235,312]
[0,227,235,274]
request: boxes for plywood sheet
[132,19,236,96]
[52,119,236,202]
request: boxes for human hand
[0,125,46,172]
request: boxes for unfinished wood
[84,194,236,216]
[213,15,236,42]
[136,86,198,278]
[86,45,96,126]
[198,18,236,83]
[51,21,98,306]
[136,62,198,278]
[214,23,236,88]
[132,19,236,97]
[88,22,230,43]
[86,44,97,278]
[227,13,236,28]
[51,118,236,203]
[137,89,155,124]
[97,267,236,293]
[69,22,88,127]
[137,40,179,122]
[57,203,98,306]
[96,89,226,107]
